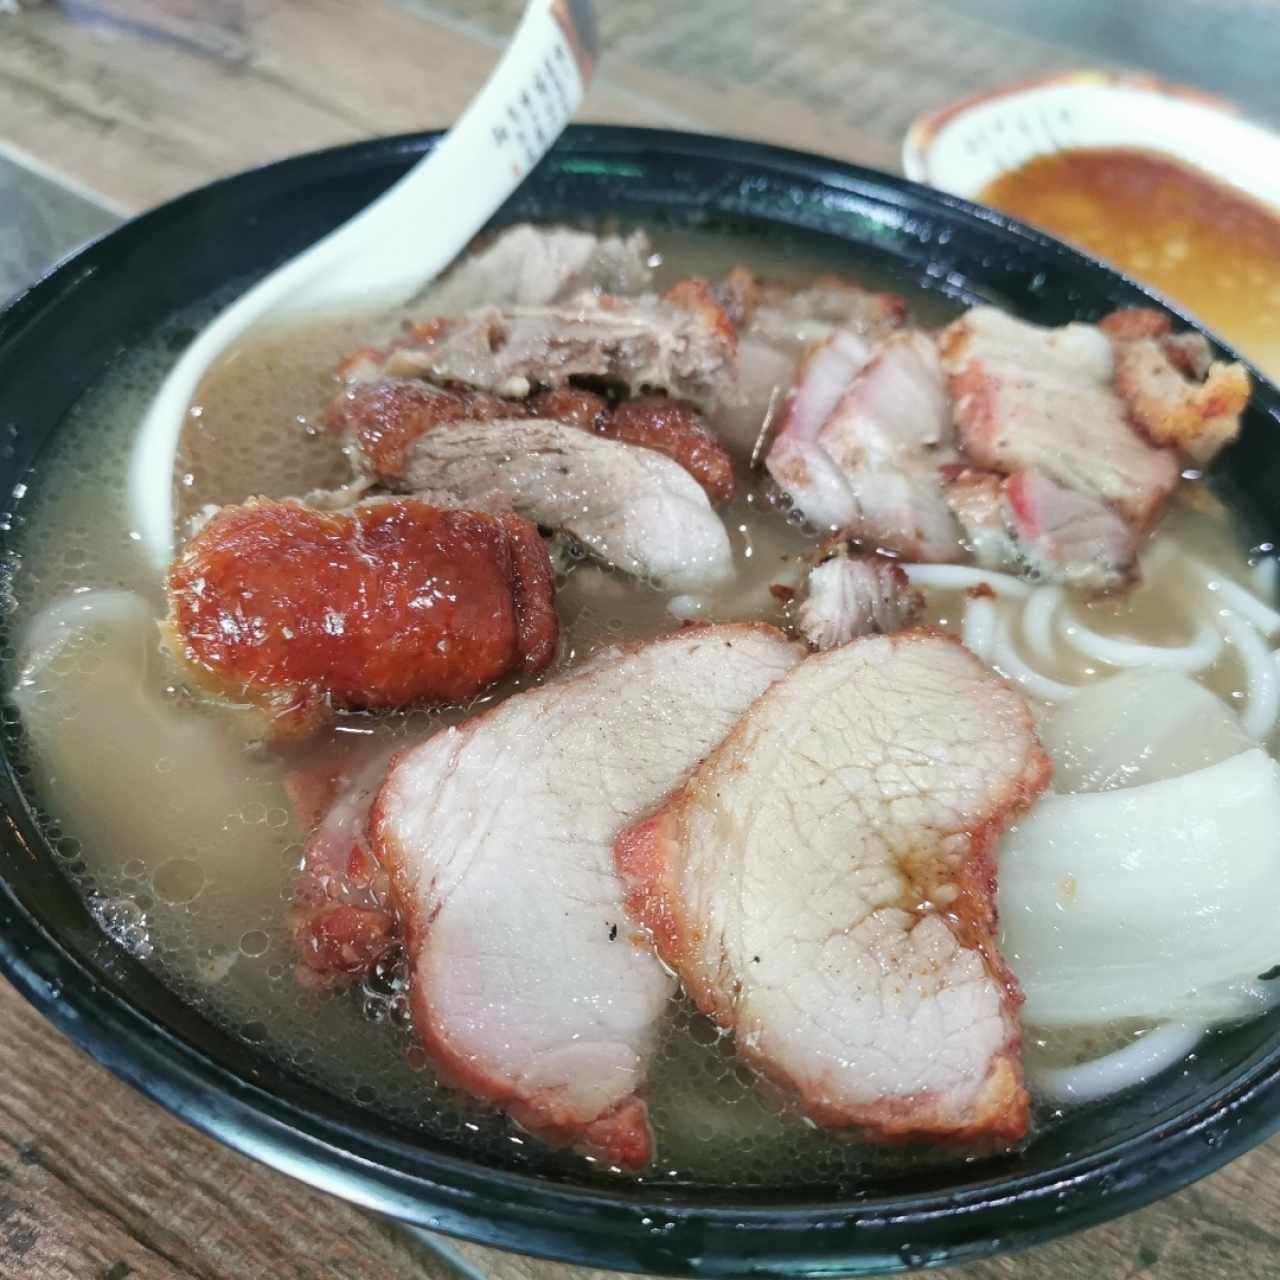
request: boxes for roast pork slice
[424,224,654,313]
[945,468,1139,591]
[164,498,557,737]
[616,631,1050,1144]
[940,307,1182,529]
[346,293,737,408]
[370,624,803,1167]
[764,331,874,529]
[814,330,963,560]
[370,417,734,590]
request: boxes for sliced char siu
[164,498,556,736]
[616,631,1050,1144]
[369,625,803,1168]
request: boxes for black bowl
[3,127,1280,1278]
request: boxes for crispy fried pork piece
[944,468,1138,591]
[615,632,1050,1145]
[940,307,1181,529]
[342,293,738,408]
[287,742,400,987]
[425,224,654,313]
[164,499,557,736]
[1100,308,1249,461]
[355,417,735,590]
[323,379,519,479]
[370,624,803,1167]
[796,545,923,650]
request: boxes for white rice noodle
[960,595,996,662]
[1029,1023,1206,1105]
[1020,586,1063,667]
[14,589,154,691]
[1251,556,1279,600]
[902,564,1032,599]
[1058,610,1222,673]
[1219,610,1280,741]
[990,614,1081,703]
[1192,557,1280,638]
[1000,748,1280,1026]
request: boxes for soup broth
[6,226,1274,1185]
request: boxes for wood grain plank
[0,1,693,212]
[0,978,451,1280]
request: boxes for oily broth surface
[4,226,1268,1184]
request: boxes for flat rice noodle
[999,748,1280,1026]
[1037,669,1250,793]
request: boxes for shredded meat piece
[797,547,923,649]
[164,498,557,736]
[615,631,1050,1145]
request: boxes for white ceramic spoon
[128,0,598,573]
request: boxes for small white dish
[902,70,1280,210]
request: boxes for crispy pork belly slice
[370,625,803,1167]
[164,498,556,736]
[616,632,1050,1144]
[346,293,738,408]
[369,417,734,590]
[426,224,654,312]
[941,307,1181,528]
[765,331,875,529]
[287,742,400,987]
[814,331,962,560]
[797,546,923,650]
[945,469,1138,590]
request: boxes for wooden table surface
[3,2,1280,1276]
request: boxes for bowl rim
[900,67,1270,192]
[4,123,1280,1277]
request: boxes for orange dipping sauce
[981,147,1280,380]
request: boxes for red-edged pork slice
[287,741,400,988]
[940,307,1181,529]
[365,418,735,590]
[370,625,803,1167]
[814,331,962,560]
[764,331,874,529]
[797,547,923,650]
[945,469,1138,590]
[616,632,1050,1144]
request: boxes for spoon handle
[129,0,597,572]
[293,0,600,312]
